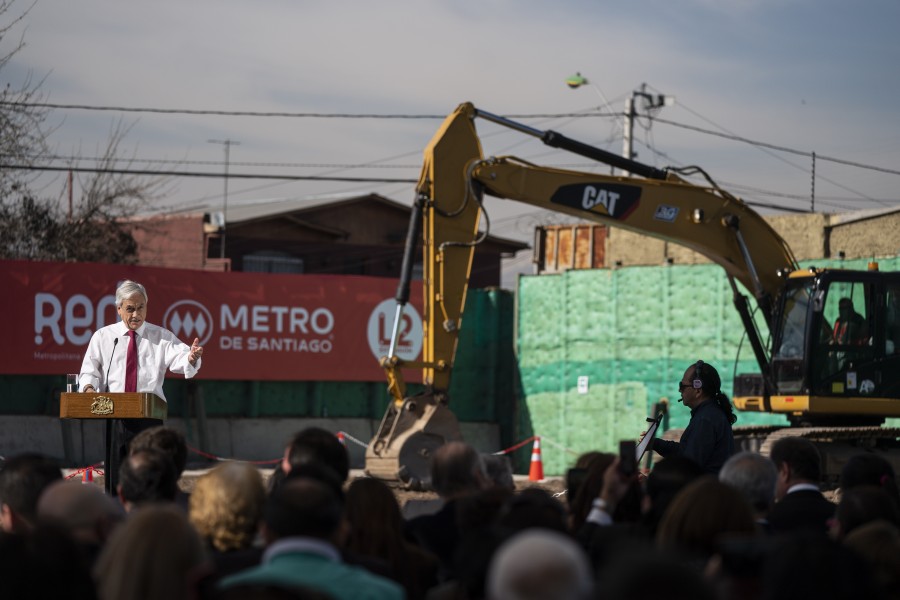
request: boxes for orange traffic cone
[82,466,93,484]
[336,431,346,445]
[528,437,544,481]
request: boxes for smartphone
[618,440,637,477]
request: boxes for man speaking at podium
[78,280,203,493]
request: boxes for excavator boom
[365,102,900,486]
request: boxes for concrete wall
[0,416,501,472]
[829,211,900,260]
[571,210,897,270]
[767,213,828,260]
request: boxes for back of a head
[95,503,208,600]
[189,461,266,552]
[840,453,899,503]
[595,548,717,600]
[769,436,822,483]
[344,476,402,532]
[0,452,62,531]
[842,520,900,594]
[264,477,343,541]
[343,477,405,562]
[37,480,125,541]
[456,486,515,535]
[643,456,704,530]
[283,461,345,503]
[568,452,615,529]
[760,531,878,600]
[487,529,592,600]
[430,441,486,499]
[835,485,900,538]
[719,451,778,514]
[482,453,515,491]
[119,448,179,507]
[0,521,97,600]
[496,487,569,538]
[130,425,188,476]
[286,427,349,483]
[656,476,757,560]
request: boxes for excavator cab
[759,268,900,425]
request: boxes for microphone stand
[103,337,119,496]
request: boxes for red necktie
[125,330,138,392]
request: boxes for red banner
[0,260,424,381]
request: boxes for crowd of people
[7,290,900,600]
[1,422,899,600]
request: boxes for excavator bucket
[365,390,462,489]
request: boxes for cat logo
[550,183,641,220]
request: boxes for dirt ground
[389,475,568,508]
[72,468,569,507]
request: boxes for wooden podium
[60,392,167,494]
[60,392,167,421]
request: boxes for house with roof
[130,192,528,289]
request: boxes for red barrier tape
[65,431,571,476]
[493,435,538,456]
[65,463,105,480]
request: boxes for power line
[0,101,449,119]
[8,99,898,177]
[651,116,900,177]
[0,163,417,184]
[5,153,421,169]
[7,100,898,215]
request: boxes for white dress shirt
[78,321,200,401]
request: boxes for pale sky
[5,0,900,280]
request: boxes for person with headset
[651,361,736,475]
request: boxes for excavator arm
[365,102,798,486]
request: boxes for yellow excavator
[365,102,900,487]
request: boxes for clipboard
[635,411,664,461]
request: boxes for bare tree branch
[0,1,173,263]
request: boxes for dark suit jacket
[404,499,460,582]
[767,489,835,534]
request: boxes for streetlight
[565,72,622,129]
[208,138,240,260]
[565,72,623,176]
[567,75,673,176]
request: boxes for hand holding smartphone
[618,440,637,477]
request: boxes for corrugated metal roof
[148,191,530,251]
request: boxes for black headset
[692,360,705,389]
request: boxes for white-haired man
[78,280,203,493]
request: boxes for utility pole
[208,139,240,260]
[622,83,674,177]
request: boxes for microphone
[104,338,119,393]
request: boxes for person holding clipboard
[651,360,736,475]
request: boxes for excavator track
[665,424,900,488]
[732,425,787,453]
[756,426,900,488]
